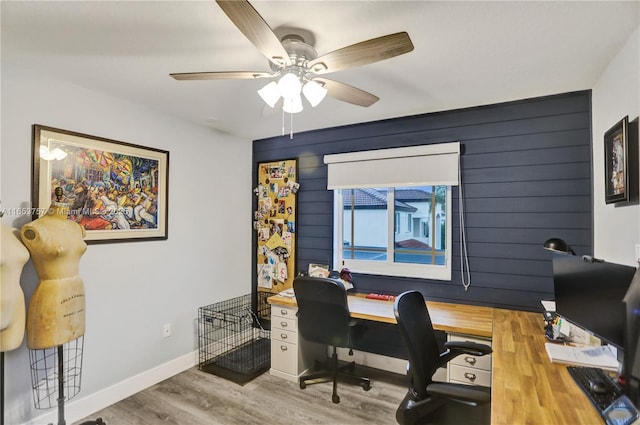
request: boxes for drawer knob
[464,356,477,365]
[280,321,288,327]
[280,309,288,315]
[280,345,288,351]
[281,333,287,339]
[464,372,477,381]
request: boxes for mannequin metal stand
[1,352,4,425]
[53,346,104,425]
[45,345,105,425]
[28,337,104,425]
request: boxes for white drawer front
[272,328,298,345]
[449,364,491,387]
[448,334,492,371]
[271,340,298,374]
[272,306,297,320]
[272,316,296,332]
[450,352,492,371]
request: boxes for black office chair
[393,290,492,425]
[293,276,371,403]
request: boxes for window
[336,186,451,279]
[325,142,459,281]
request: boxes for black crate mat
[199,337,270,385]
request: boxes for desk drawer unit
[447,334,492,387]
[270,305,324,382]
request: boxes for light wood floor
[73,365,408,425]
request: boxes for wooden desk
[268,295,605,424]
[491,308,603,425]
[268,294,493,337]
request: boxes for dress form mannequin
[20,188,87,349]
[19,189,102,425]
[1,222,29,425]
[0,223,29,352]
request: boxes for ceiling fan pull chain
[290,111,294,139]
[281,108,285,137]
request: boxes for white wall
[1,63,252,424]
[592,26,640,266]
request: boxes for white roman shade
[323,142,460,189]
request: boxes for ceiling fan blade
[170,71,272,80]
[308,32,414,75]
[315,78,379,107]
[216,0,291,67]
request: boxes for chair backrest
[293,276,351,348]
[393,290,441,399]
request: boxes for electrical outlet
[163,323,171,338]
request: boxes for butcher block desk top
[491,308,603,425]
[268,293,493,337]
[268,294,605,424]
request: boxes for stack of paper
[278,288,295,298]
[545,343,619,371]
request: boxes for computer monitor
[552,253,636,349]
[623,267,640,406]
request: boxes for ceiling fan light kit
[283,95,303,114]
[257,81,280,108]
[302,80,327,107]
[258,72,328,112]
[170,0,414,135]
[277,72,302,98]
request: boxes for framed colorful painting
[31,124,169,243]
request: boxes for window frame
[333,186,452,281]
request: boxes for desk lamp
[543,238,576,255]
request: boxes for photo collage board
[255,159,299,298]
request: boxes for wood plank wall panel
[252,91,592,311]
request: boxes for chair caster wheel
[362,382,371,391]
[332,394,340,404]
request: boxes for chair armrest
[444,340,492,356]
[426,382,491,406]
[437,341,492,366]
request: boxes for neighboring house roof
[395,239,432,249]
[395,188,433,202]
[342,188,424,212]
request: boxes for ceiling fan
[170,0,414,114]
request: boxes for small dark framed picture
[604,116,629,204]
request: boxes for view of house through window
[394,186,446,265]
[339,185,449,278]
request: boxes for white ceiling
[2,1,638,140]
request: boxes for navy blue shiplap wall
[253,91,592,311]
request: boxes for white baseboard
[336,347,407,375]
[336,348,447,382]
[22,350,198,425]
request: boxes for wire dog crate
[198,294,270,384]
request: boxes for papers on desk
[544,343,619,371]
[541,300,556,312]
[278,288,295,298]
